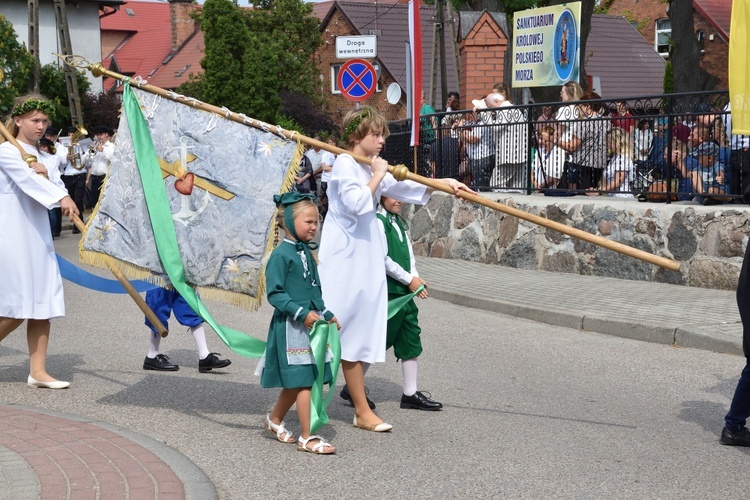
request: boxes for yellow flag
[730,0,750,134]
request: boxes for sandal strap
[266,414,294,441]
[299,434,330,452]
[275,421,293,440]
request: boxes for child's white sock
[191,324,211,359]
[401,358,418,396]
[147,330,161,358]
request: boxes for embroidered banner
[80,86,301,310]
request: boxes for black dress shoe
[143,354,179,371]
[720,426,750,446]
[199,353,231,372]
[340,385,376,409]
[400,391,443,411]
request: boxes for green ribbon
[308,319,341,434]
[123,83,266,357]
[387,284,425,319]
[308,284,423,433]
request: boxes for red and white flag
[409,0,422,147]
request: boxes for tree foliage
[81,91,121,130]
[663,60,674,94]
[39,64,90,128]
[279,91,339,136]
[246,0,322,99]
[0,15,34,118]
[192,0,322,125]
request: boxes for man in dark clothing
[721,184,750,446]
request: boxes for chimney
[169,0,197,53]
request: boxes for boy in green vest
[377,196,442,411]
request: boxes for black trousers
[730,148,750,201]
[61,173,87,218]
[88,174,106,208]
[725,237,750,429]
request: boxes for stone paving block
[417,256,743,354]
[0,406,217,499]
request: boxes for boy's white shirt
[377,206,418,286]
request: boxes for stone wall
[405,193,750,291]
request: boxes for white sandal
[297,435,336,455]
[265,414,295,443]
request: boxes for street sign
[336,35,377,59]
[337,59,377,102]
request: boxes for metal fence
[384,90,750,204]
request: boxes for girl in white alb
[0,95,79,389]
[317,107,471,433]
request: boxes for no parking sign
[337,59,377,102]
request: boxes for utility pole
[437,0,447,109]
[28,0,40,93]
[429,0,456,109]
[53,0,84,127]
[445,0,460,91]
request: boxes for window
[331,62,381,94]
[655,18,671,56]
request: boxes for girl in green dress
[258,192,340,455]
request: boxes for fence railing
[384,90,749,204]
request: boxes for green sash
[308,320,341,433]
[124,83,266,358]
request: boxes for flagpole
[60,56,680,272]
[0,108,170,337]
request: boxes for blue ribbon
[56,254,158,294]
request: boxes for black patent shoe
[340,385,376,409]
[199,353,231,372]
[720,426,750,446]
[400,391,443,411]
[143,354,179,371]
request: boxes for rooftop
[586,14,668,98]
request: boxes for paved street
[0,232,748,498]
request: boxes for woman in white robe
[0,95,79,389]
[319,107,471,431]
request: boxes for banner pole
[59,55,681,272]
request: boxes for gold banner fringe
[256,139,307,305]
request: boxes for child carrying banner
[318,107,470,432]
[0,94,79,389]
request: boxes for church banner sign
[511,2,581,88]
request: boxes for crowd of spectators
[416,84,746,204]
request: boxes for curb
[428,287,744,356]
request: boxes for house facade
[0,0,122,92]
[100,0,201,93]
[314,0,460,121]
[312,2,667,117]
[602,0,730,89]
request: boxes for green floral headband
[11,99,56,118]
[342,107,374,142]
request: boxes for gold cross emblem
[158,155,235,201]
